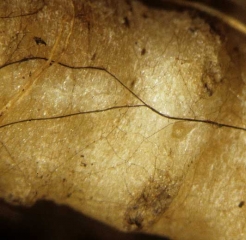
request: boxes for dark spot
[67,193,72,198]
[141,192,148,202]
[204,83,213,96]
[87,21,91,32]
[125,0,133,12]
[233,46,239,52]
[141,48,146,55]
[63,178,67,183]
[238,201,245,208]
[142,13,148,19]
[91,53,96,61]
[81,162,87,167]
[123,16,130,28]
[130,79,136,88]
[127,215,143,229]
[80,155,84,158]
[33,36,47,46]
[166,194,171,199]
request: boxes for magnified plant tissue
[0,0,246,239]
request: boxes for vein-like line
[161,0,246,35]
[0,25,64,124]
[0,57,246,132]
[0,105,145,129]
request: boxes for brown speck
[33,36,47,46]
[127,215,143,229]
[123,16,130,28]
[81,162,87,167]
[238,201,245,208]
[204,83,213,96]
[130,79,136,88]
[166,194,171,199]
[141,48,146,55]
[142,13,148,19]
[125,0,133,12]
[91,53,96,61]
